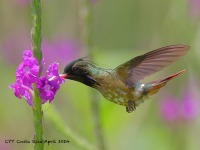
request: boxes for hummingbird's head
[60,57,99,87]
[62,57,89,79]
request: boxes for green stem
[32,86,44,150]
[31,0,43,75]
[79,0,93,56]
[89,92,106,150]
[80,1,106,150]
[31,0,44,150]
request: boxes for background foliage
[0,0,200,150]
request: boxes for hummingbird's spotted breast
[93,69,143,106]
[103,88,128,105]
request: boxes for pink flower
[9,50,64,106]
[160,97,179,122]
[36,63,64,103]
[179,91,198,120]
[159,89,199,123]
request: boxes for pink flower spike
[9,50,65,106]
[180,90,198,120]
[159,97,179,123]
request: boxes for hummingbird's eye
[73,66,78,71]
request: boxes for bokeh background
[1,0,200,150]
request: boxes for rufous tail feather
[145,69,186,96]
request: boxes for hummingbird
[60,45,190,113]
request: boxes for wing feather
[115,45,190,87]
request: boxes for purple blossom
[16,51,39,86]
[47,63,64,84]
[159,89,199,124]
[22,50,33,59]
[9,80,33,106]
[36,76,56,103]
[9,50,64,106]
[159,97,179,122]
[36,63,64,103]
[47,63,60,79]
[9,50,38,106]
[179,90,198,120]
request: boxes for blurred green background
[1,0,200,150]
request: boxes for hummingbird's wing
[115,45,190,87]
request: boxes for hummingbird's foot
[126,100,136,113]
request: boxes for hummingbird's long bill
[60,74,68,79]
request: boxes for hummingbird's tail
[144,69,186,96]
